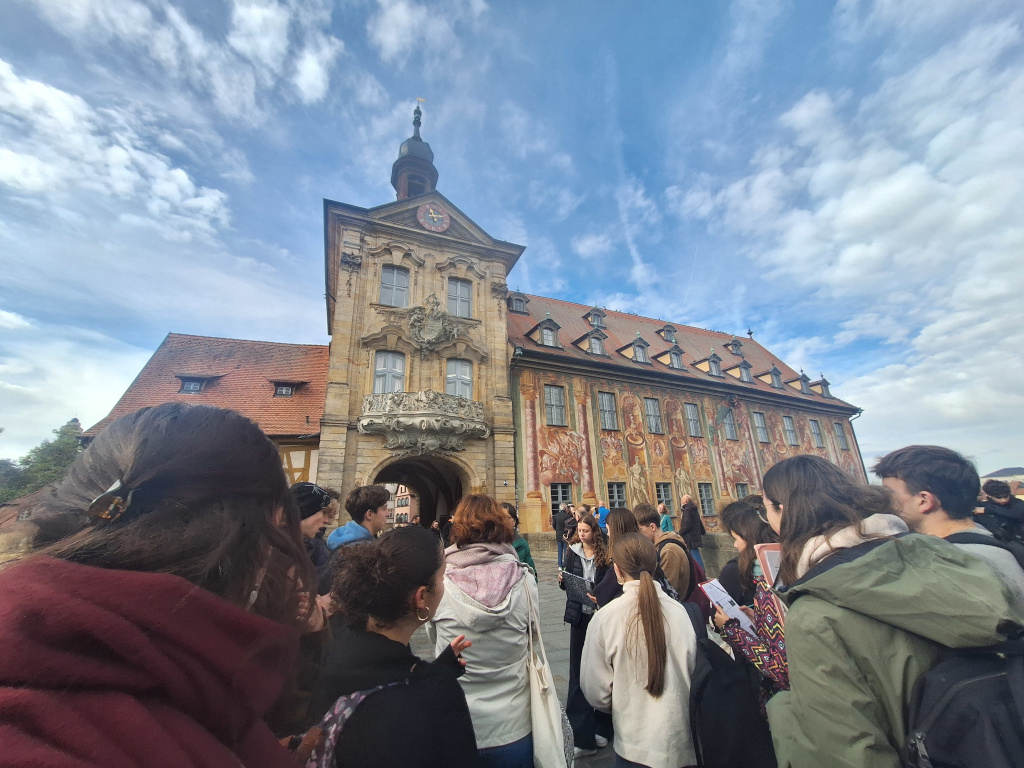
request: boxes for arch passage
[373,456,469,525]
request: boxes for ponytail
[636,570,667,697]
[611,532,668,698]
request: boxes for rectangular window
[180,380,202,393]
[634,344,649,363]
[598,392,618,431]
[697,483,715,517]
[541,327,556,346]
[810,419,825,448]
[544,384,567,426]
[723,408,738,440]
[512,298,526,312]
[550,483,572,517]
[709,359,722,376]
[753,412,770,443]
[735,483,749,499]
[684,402,703,438]
[740,365,753,383]
[589,336,605,355]
[445,359,473,399]
[644,398,664,434]
[373,351,405,393]
[274,385,294,397]
[655,482,673,509]
[379,265,409,307]
[833,422,850,450]
[783,416,799,446]
[669,351,683,369]
[447,278,472,318]
[607,482,626,507]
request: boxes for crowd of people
[0,402,1022,768]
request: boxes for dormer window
[512,298,526,312]
[542,328,556,346]
[275,385,294,397]
[507,292,530,314]
[708,354,723,377]
[180,379,203,394]
[820,378,832,398]
[669,351,683,369]
[586,308,607,329]
[739,362,753,383]
[634,343,649,363]
[798,374,811,395]
[589,336,605,355]
[725,339,743,356]
[660,326,677,343]
[770,367,783,389]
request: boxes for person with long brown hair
[715,496,788,713]
[581,533,697,768]
[558,513,610,757]
[763,455,1021,767]
[0,403,316,768]
[427,494,537,768]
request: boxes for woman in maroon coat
[0,403,316,768]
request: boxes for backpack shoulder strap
[946,532,1024,570]
[308,682,405,768]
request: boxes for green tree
[0,419,83,504]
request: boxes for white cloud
[292,33,343,104]
[228,0,293,79]
[367,0,461,67]
[571,232,614,260]
[0,310,31,330]
[677,15,1024,469]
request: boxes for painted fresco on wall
[707,401,759,498]
[601,433,627,479]
[538,427,587,486]
[649,436,673,479]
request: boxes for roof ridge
[520,294,738,338]
[166,332,329,349]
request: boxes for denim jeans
[690,548,704,570]
[557,539,567,567]
[478,733,534,768]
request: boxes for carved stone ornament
[358,390,490,457]
[408,294,458,357]
[491,280,509,298]
[340,252,362,270]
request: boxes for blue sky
[1,0,1022,474]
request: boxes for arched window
[374,351,405,393]
[634,343,649,363]
[446,359,473,399]
[542,327,556,346]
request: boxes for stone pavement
[411,551,615,767]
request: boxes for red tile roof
[507,294,855,408]
[85,334,329,438]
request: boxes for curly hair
[568,514,608,568]
[449,494,514,547]
[332,526,443,631]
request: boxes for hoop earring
[416,608,430,622]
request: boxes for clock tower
[318,107,525,525]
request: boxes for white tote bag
[525,581,574,768]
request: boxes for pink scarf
[444,542,526,608]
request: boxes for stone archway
[372,455,473,525]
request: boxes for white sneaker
[595,735,608,748]
[573,747,597,758]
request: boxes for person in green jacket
[762,455,1023,768]
[502,502,536,575]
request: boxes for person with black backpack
[874,445,1024,609]
[763,455,1022,768]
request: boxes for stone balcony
[357,390,490,457]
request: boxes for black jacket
[560,545,609,625]
[977,498,1024,542]
[551,510,569,540]
[563,515,578,543]
[310,622,480,768]
[718,558,756,606]
[678,501,704,549]
[306,532,333,595]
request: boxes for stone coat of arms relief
[408,294,458,357]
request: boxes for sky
[1,0,1022,475]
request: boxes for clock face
[417,203,451,233]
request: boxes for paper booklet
[699,578,759,639]
[560,570,595,606]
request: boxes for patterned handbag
[305,681,405,768]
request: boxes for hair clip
[87,479,135,522]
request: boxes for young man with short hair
[326,484,391,549]
[978,479,1024,543]
[634,502,692,599]
[874,445,1024,609]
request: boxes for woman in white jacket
[427,494,537,768]
[581,533,698,768]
